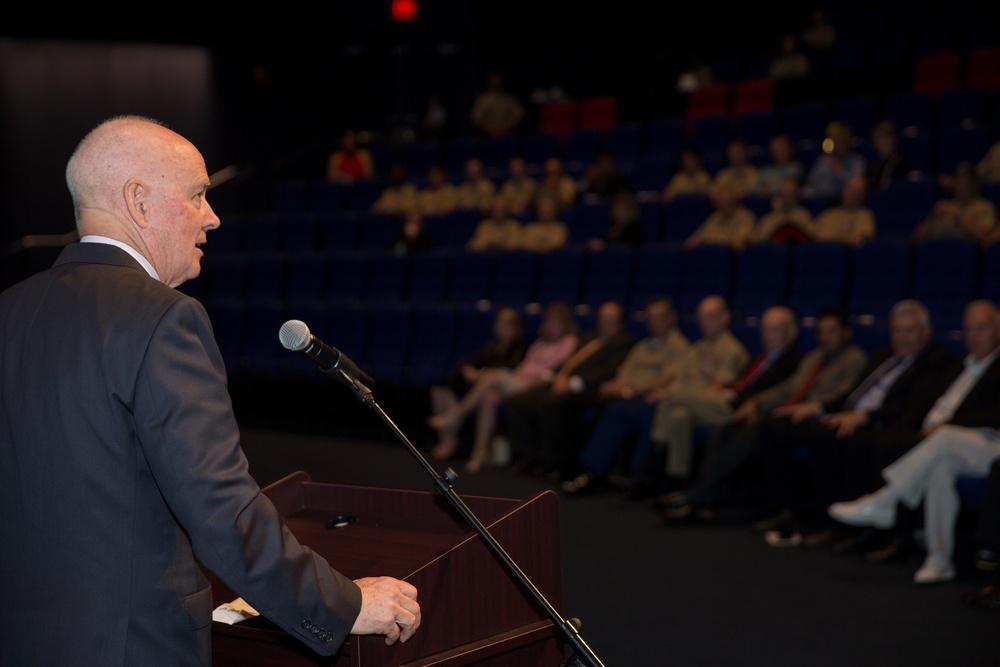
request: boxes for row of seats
[186,237,998,338]
[233,175,1000,254]
[359,88,999,185]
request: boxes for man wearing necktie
[752,300,954,546]
[661,308,866,525]
[831,299,1000,562]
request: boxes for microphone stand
[331,368,605,667]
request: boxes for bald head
[66,115,220,287]
[758,305,798,353]
[68,116,190,228]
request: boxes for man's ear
[125,179,149,229]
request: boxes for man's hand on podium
[351,576,421,645]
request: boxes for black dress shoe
[975,547,1000,572]
[864,535,917,563]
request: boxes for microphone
[278,319,375,388]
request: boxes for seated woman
[427,302,579,472]
[427,307,526,461]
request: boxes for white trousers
[883,425,1000,564]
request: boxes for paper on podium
[212,597,260,625]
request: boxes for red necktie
[782,357,826,406]
[730,354,767,393]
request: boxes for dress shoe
[863,535,917,564]
[913,557,956,585]
[963,582,1000,609]
[975,547,1000,572]
[764,528,803,548]
[751,509,794,532]
[801,526,838,547]
[828,492,896,529]
[653,490,689,512]
[560,471,602,496]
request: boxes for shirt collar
[80,235,160,281]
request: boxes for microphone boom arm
[333,368,605,667]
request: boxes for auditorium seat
[913,51,962,97]
[846,238,912,320]
[690,114,730,155]
[629,245,681,312]
[935,123,993,174]
[578,95,619,136]
[362,302,413,384]
[935,85,989,129]
[911,237,982,332]
[606,122,643,166]
[581,246,634,310]
[645,116,686,156]
[283,251,330,312]
[533,246,585,307]
[489,249,540,308]
[407,303,459,386]
[730,242,790,319]
[662,193,711,243]
[448,250,494,304]
[868,176,938,239]
[326,249,367,305]
[678,244,734,314]
[538,99,579,145]
[407,248,453,304]
[522,131,560,168]
[361,250,408,303]
[883,90,932,133]
[786,242,851,318]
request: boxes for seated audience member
[802,120,867,203]
[467,193,522,252]
[504,301,636,482]
[750,300,953,545]
[675,50,714,94]
[588,191,645,250]
[416,165,458,216]
[653,305,802,519]
[768,33,811,81]
[683,183,757,251]
[800,7,838,52]
[809,174,876,245]
[710,138,759,200]
[427,307,526,461]
[662,148,711,204]
[426,302,579,473]
[371,163,418,215]
[751,134,804,200]
[326,129,375,183]
[962,458,1000,608]
[386,207,433,255]
[559,298,692,495]
[454,156,497,214]
[662,308,866,522]
[499,156,538,216]
[470,71,525,138]
[631,295,751,497]
[578,153,632,202]
[535,157,578,211]
[829,423,1000,585]
[832,299,1000,562]
[750,176,814,243]
[866,120,910,193]
[913,162,998,244]
[519,195,569,253]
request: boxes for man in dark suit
[504,300,636,481]
[0,116,420,666]
[661,307,867,523]
[751,300,955,545]
[834,298,1000,560]
[655,304,803,519]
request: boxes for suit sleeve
[132,297,362,656]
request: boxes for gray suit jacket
[753,343,868,413]
[0,243,361,666]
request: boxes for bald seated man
[0,116,419,666]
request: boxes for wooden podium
[211,471,566,666]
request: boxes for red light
[391,0,418,21]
